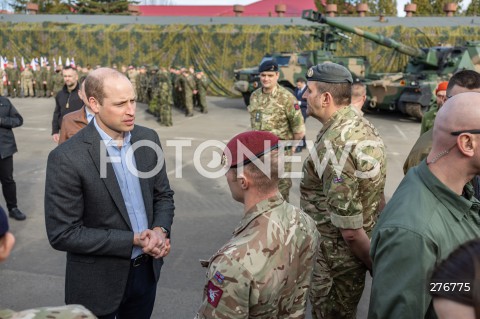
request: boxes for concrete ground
[0,96,419,318]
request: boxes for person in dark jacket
[294,77,308,153]
[0,96,25,220]
[51,66,83,144]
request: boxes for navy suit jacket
[45,121,175,316]
[294,86,308,119]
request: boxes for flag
[13,57,17,68]
[30,58,35,71]
[58,56,62,66]
[53,58,57,69]
[21,57,25,70]
[66,57,70,66]
[71,57,75,68]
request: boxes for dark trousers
[98,256,157,319]
[0,156,17,211]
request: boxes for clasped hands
[134,228,171,259]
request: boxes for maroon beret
[0,206,8,238]
[223,131,279,168]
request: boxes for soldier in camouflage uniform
[175,68,185,110]
[420,81,448,135]
[52,66,64,97]
[300,63,386,319]
[21,66,34,97]
[0,207,96,319]
[248,60,305,202]
[6,63,20,98]
[127,66,138,96]
[159,67,173,126]
[148,66,160,117]
[195,131,319,319]
[195,71,209,113]
[183,69,196,117]
[136,66,148,103]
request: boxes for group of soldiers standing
[0,62,95,98]
[126,65,209,127]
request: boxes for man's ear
[89,97,99,114]
[236,171,249,190]
[0,232,15,262]
[458,135,475,157]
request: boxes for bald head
[85,67,129,105]
[433,92,480,149]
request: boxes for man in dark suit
[45,68,175,319]
[294,77,308,153]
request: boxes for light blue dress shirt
[85,107,94,123]
[94,119,148,258]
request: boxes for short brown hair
[316,82,352,106]
[84,68,126,105]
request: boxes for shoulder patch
[333,177,344,184]
[294,103,300,111]
[214,271,225,284]
[207,281,223,308]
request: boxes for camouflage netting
[0,22,479,97]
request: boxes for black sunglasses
[451,130,480,136]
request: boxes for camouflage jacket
[6,68,19,83]
[403,129,432,175]
[195,76,209,92]
[184,74,196,93]
[21,69,34,81]
[248,84,305,140]
[420,103,438,135]
[300,105,386,238]
[0,305,97,319]
[195,192,319,319]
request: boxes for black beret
[259,60,278,73]
[306,62,353,84]
[0,206,8,238]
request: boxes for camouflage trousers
[185,92,194,115]
[149,89,160,117]
[23,80,34,97]
[310,237,367,319]
[278,148,292,202]
[160,103,172,126]
[198,91,207,112]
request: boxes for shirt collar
[233,192,284,235]
[93,118,131,148]
[85,107,95,123]
[416,160,480,221]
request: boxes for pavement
[0,96,420,318]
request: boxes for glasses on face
[451,130,480,136]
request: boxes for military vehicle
[233,25,370,106]
[302,9,480,119]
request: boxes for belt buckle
[132,254,145,267]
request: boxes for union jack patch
[333,177,344,183]
[214,271,225,284]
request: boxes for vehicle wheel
[242,92,251,106]
[405,103,427,121]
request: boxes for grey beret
[259,60,278,73]
[306,62,353,84]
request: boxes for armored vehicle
[302,9,480,119]
[234,25,370,106]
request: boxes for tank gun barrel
[302,10,426,59]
